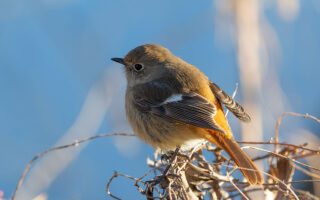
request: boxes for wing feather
[132,82,225,133]
[209,81,251,122]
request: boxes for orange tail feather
[204,131,264,185]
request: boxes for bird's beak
[111,57,125,65]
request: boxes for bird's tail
[203,131,264,185]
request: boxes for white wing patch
[164,94,183,104]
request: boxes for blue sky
[1,0,319,199]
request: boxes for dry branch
[12,112,320,200]
[104,112,319,199]
[12,133,135,200]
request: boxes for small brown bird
[111,44,263,185]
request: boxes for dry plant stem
[106,114,318,200]
[193,154,297,199]
[292,151,320,159]
[167,185,176,200]
[177,142,205,173]
[226,188,263,199]
[244,146,320,172]
[106,172,121,200]
[226,171,249,200]
[137,168,156,183]
[162,147,180,177]
[218,163,299,200]
[290,179,320,183]
[107,171,168,200]
[251,153,271,162]
[106,171,147,200]
[12,133,135,200]
[13,111,320,199]
[242,146,320,199]
[293,164,320,179]
[238,141,320,154]
[225,83,238,118]
[144,184,164,200]
[104,141,316,200]
[180,170,199,200]
[274,112,320,154]
[187,163,230,182]
[294,189,320,200]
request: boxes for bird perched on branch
[111,44,263,185]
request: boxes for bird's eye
[134,64,144,72]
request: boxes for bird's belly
[126,105,204,151]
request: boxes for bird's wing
[132,82,226,133]
[209,81,251,122]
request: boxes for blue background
[1,0,319,199]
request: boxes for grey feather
[132,82,226,133]
[209,81,251,122]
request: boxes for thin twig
[215,162,300,200]
[274,112,320,154]
[225,83,238,118]
[106,172,121,200]
[14,111,320,199]
[226,171,249,200]
[164,147,180,176]
[177,142,206,173]
[138,168,156,183]
[289,179,320,184]
[294,189,320,200]
[237,141,320,154]
[106,171,147,200]
[293,164,320,179]
[292,151,320,159]
[12,133,135,200]
[187,163,230,182]
[180,170,199,200]
[243,146,320,172]
[226,188,266,199]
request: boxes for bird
[111,44,263,185]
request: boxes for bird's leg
[162,147,180,176]
[147,147,180,187]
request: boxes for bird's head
[111,44,178,87]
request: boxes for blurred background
[0,0,319,199]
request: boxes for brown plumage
[111,44,264,185]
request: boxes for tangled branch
[12,112,320,200]
[105,112,320,200]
